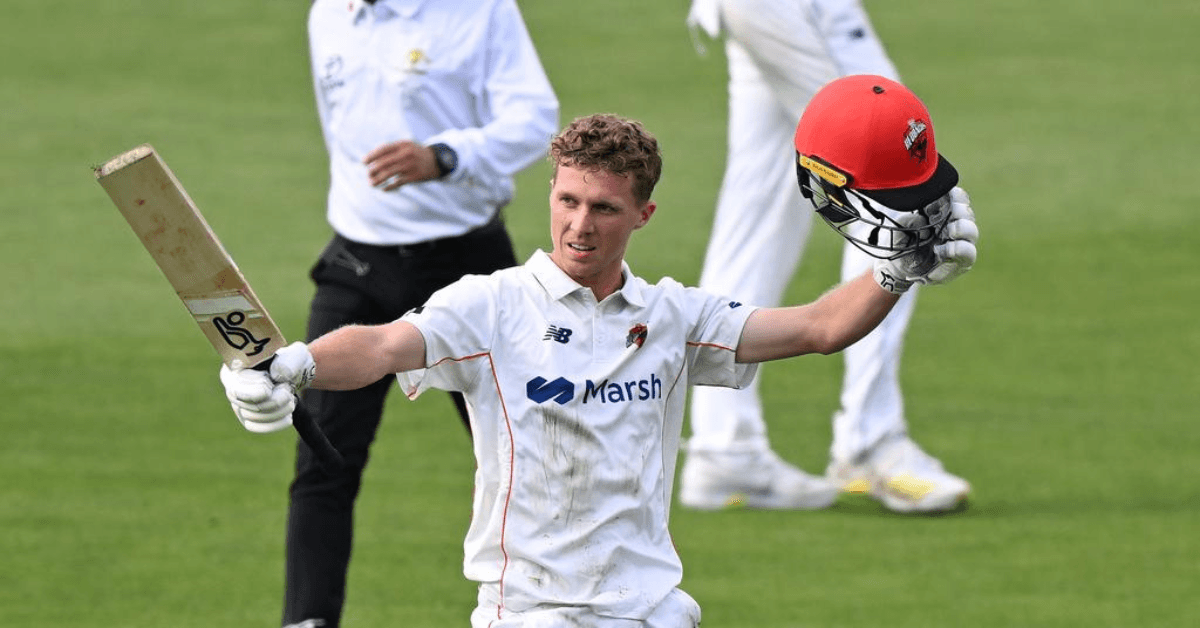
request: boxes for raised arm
[737,187,979,364]
[219,319,427,432]
[736,271,897,363]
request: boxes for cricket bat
[94,144,344,471]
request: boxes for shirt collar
[527,250,645,307]
[347,0,423,22]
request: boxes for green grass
[3,1,1198,626]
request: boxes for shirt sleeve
[427,0,559,186]
[394,275,497,398]
[681,285,760,389]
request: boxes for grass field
[3,1,1198,626]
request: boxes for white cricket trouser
[471,586,701,628]
[687,0,915,461]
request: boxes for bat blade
[94,144,343,471]
[95,145,286,368]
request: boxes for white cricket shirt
[308,0,559,245]
[397,251,759,620]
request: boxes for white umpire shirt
[308,0,559,245]
[396,250,760,620]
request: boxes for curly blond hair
[550,114,662,203]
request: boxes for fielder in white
[682,0,971,513]
[221,106,977,626]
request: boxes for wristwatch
[430,143,458,178]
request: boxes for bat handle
[290,401,346,473]
[251,357,345,473]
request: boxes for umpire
[287,1,559,626]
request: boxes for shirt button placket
[593,305,607,357]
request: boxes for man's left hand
[364,141,439,191]
[920,187,978,286]
[874,187,978,294]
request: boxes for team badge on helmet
[904,119,929,163]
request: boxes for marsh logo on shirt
[526,376,575,405]
[583,374,662,404]
[525,374,662,406]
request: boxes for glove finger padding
[229,382,295,419]
[232,385,296,432]
[924,240,977,284]
[219,363,296,433]
[949,187,973,215]
[913,187,979,286]
[944,214,979,243]
[221,364,270,403]
[239,416,293,433]
[945,188,977,240]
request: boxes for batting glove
[922,187,978,285]
[874,187,979,294]
[269,342,316,392]
[219,361,295,433]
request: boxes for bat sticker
[213,311,271,356]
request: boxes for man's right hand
[219,361,295,433]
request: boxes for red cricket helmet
[794,75,958,259]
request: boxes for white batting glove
[219,361,295,433]
[921,187,978,285]
[268,341,317,392]
[874,187,979,294]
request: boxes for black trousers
[282,217,517,628]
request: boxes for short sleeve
[395,275,497,398]
[681,286,759,389]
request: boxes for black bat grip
[251,357,345,473]
[290,401,346,473]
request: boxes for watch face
[434,144,457,176]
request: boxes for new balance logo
[727,301,742,309]
[543,325,573,344]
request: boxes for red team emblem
[626,323,648,348]
[903,118,929,163]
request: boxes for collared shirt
[309,0,559,245]
[396,251,759,620]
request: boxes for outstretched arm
[736,271,897,363]
[307,320,427,390]
[219,320,427,432]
